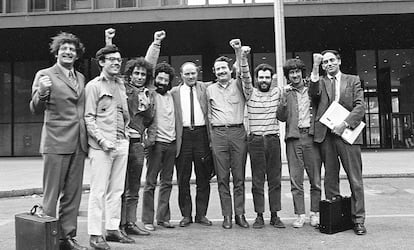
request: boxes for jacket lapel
[339,74,347,101]
[323,76,334,102]
[195,82,207,115]
[52,64,78,94]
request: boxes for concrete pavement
[0,149,413,198]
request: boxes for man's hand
[229,39,242,50]
[241,46,251,58]
[38,75,52,96]
[105,28,116,46]
[332,122,347,137]
[101,139,115,152]
[313,53,323,66]
[154,30,166,45]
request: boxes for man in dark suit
[171,62,214,227]
[309,50,367,235]
[29,32,88,250]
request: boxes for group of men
[30,28,367,250]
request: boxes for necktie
[68,71,79,93]
[190,86,195,129]
[331,76,336,103]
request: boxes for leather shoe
[105,230,135,243]
[157,221,175,228]
[222,216,232,229]
[252,216,264,229]
[195,216,212,226]
[179,217,193,227]
[89,235,110,250]
[123,222,150,236]
[60,236,87,250]
[353,223,367,235]
[235,215,249,228]
[270,216,286,228]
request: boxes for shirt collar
[57,62,74,79]
[328,71,341,81]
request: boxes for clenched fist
[313,53,323,66]
[154,30,166,44]
[38,75,52,96]
[241,46,251,57]
[229,39,242,50]
[105,28,116,45]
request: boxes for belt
[183,125,206,131]
[212,124,243,128]
[251,133,279,137]
[130,137,142,143]
[298,127,310,134]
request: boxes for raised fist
[229,39,242,50]
[154,30,166,44]
[38,75,52,96]
[105,28,116,45]
[241,46,251,57]
[313,53,323,66]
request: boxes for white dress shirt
[180,83,205,127]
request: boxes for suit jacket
[170,81,210,157]
[30,64,88,154]
[309,73,365,144]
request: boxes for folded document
[320,101,365,144]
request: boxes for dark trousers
[142,141,176,224]
[42,146,85,238]
[320,132,365,223]
[176,127,212,218]
[286,133,322,215]
[247,134,282,213]
[120,139,144,225]
[211,126,247,217]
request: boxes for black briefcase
[319,196,354,234]
[15,205,59,250]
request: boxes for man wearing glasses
[84,43,134,249]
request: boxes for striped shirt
[244,82,281,135]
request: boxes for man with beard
[243,59,286,229]
[276,58,322,228]
[310,50,366,235]
[171,62,214,227]
[206,39,250,229]
[85,44,133,249]
[29,32,88,250]
[104,28,166,237]
[141,62,177,231]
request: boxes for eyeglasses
[105,57,122,63]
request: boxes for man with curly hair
[29,32,88,250]
[141,62,177,231]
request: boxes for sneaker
[292,214,306,228]
[310,212,319,227]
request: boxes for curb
[1,173,414,199]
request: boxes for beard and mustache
[155,81,171,95]
[257,81,271,92]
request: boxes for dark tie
[331,76,336,103]
[69,71,79,93]
[190,86,195,129]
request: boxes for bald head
[181,62,198,86]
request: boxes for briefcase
[15,205,59,250]
[319,196,354,234]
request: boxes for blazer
[309,73,365,144]
[170,81,210,157]
[29,64,88,154]
[276,85,316,140]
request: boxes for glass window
[253,53,275,72]
[170,55,202,86]
[140,0,159,7]
[187,0,205,5]
[0,62,12,156]
[294,52,312,77]
[96,0,115,9]
[118,0,135,8]
[0,1,2,13]
[232,0,252,3]
[209,0,229,5]
[356,50,377,91]
[14,123,43,156]
[29,0,47,12]
[14,61,49,123]
[73,0,92,10]
[378,49,414,88]
[6,0,27,13]
[163,0,181,6]
[52,0,69,10]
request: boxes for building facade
[1,0,413,156]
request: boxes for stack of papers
[319,101,365,144]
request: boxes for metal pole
[274,0,287,161]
